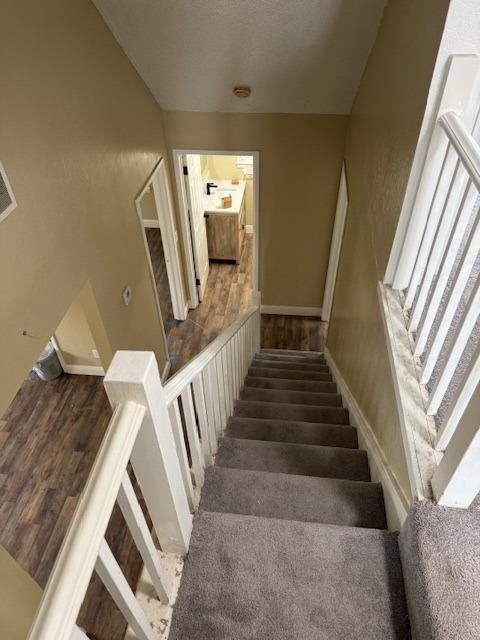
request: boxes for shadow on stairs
[168,348,411,639]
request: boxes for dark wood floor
[261,314,327,352]
[0,374,142,640]
[146,227,175,335]
[167,234,253,376]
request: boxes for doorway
[163,150,259,375]
[173,150,259,309]
[136,159,188,372]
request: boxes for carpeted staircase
[169,348,411,639]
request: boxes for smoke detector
[233,86,251,98]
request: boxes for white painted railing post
[431,382,480,507]
[104,351,192,554]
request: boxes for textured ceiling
[93,0,386,114]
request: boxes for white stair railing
[27,305,260,639]
[386,55,480,507]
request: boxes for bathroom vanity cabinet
[203,181,246,263]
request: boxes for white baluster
[436,340,480,451]
[168,400,195,511]
[117,472,171,603]
[221,347,233,415]
[95,539,156,640]
[412,179,477,345]
[427,276,480,414]
[180,385,205,486]
[104,351,192,554]
[201,364,219,452]
[431,382,480,507]
[214,355,227,432]
[192,374,213,465]
[420,201,480,381]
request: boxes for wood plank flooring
[145,227,175,335]
[0,374,142,640]
[261,314,328,352]
[167,234,253,376]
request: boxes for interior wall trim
[324,346,410,530]
[63,364,105,376]
[142,218,161,229]
[261,305,322,317]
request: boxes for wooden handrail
[163,305,259,406]
[27,401,146,640]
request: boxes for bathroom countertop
[203,180,246,215]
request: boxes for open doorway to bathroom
[168,150,259,375]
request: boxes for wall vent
[0,162,17,222]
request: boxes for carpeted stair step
[168,511,411,640]
[244,375,337,393]
[251,357,330,373]
[234,399,349,424]
[226,416,358,448]
[200,466,387,529]
[249,366,332,381]
[216,437,370,481]
[260,348,324,358]
[240,386,343,407]
[255,352,326,365]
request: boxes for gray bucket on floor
[33,341,63,381]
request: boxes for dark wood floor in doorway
[0,374,142,640]
[261,314,327,352]
[167,234,253,376]
[145,227,175,335]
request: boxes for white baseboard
[261,305,323,317]
[143,218,160,229]
[64,364,105,376]
[324,347,410,530]
[245,224,253,234]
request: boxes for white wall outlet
[122,286,132,306]
[91,349,100,359]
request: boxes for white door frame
[172,149,260,309]
[322,162,348,323]
[136,159,188,377]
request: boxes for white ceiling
[93,0,386,114]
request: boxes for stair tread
[252,357,330,372]
[201,466,387,529]
[169,511,411,640]
[255,352,326,365]
[260,348,324,357]
[226,416,358,448]
[216,437,370,481]
[234,399,350,424]
[244,375,337,393]
[249,366,333,381]
[240,386,343,407]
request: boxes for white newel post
[104,351,192,554]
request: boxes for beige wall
[0,545,41,639]
[0,0,170,414]
[140,187,159,221]
[327,0,450,502]
[202,155,254,226]
[54,281,111,368]
[163,112,348,307]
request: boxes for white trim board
[322,162,348,323]
[245,224,253,234]
[142,218,160,229]
[63,364,105,377]
[261,305,322,317]
[324,347,410,530]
